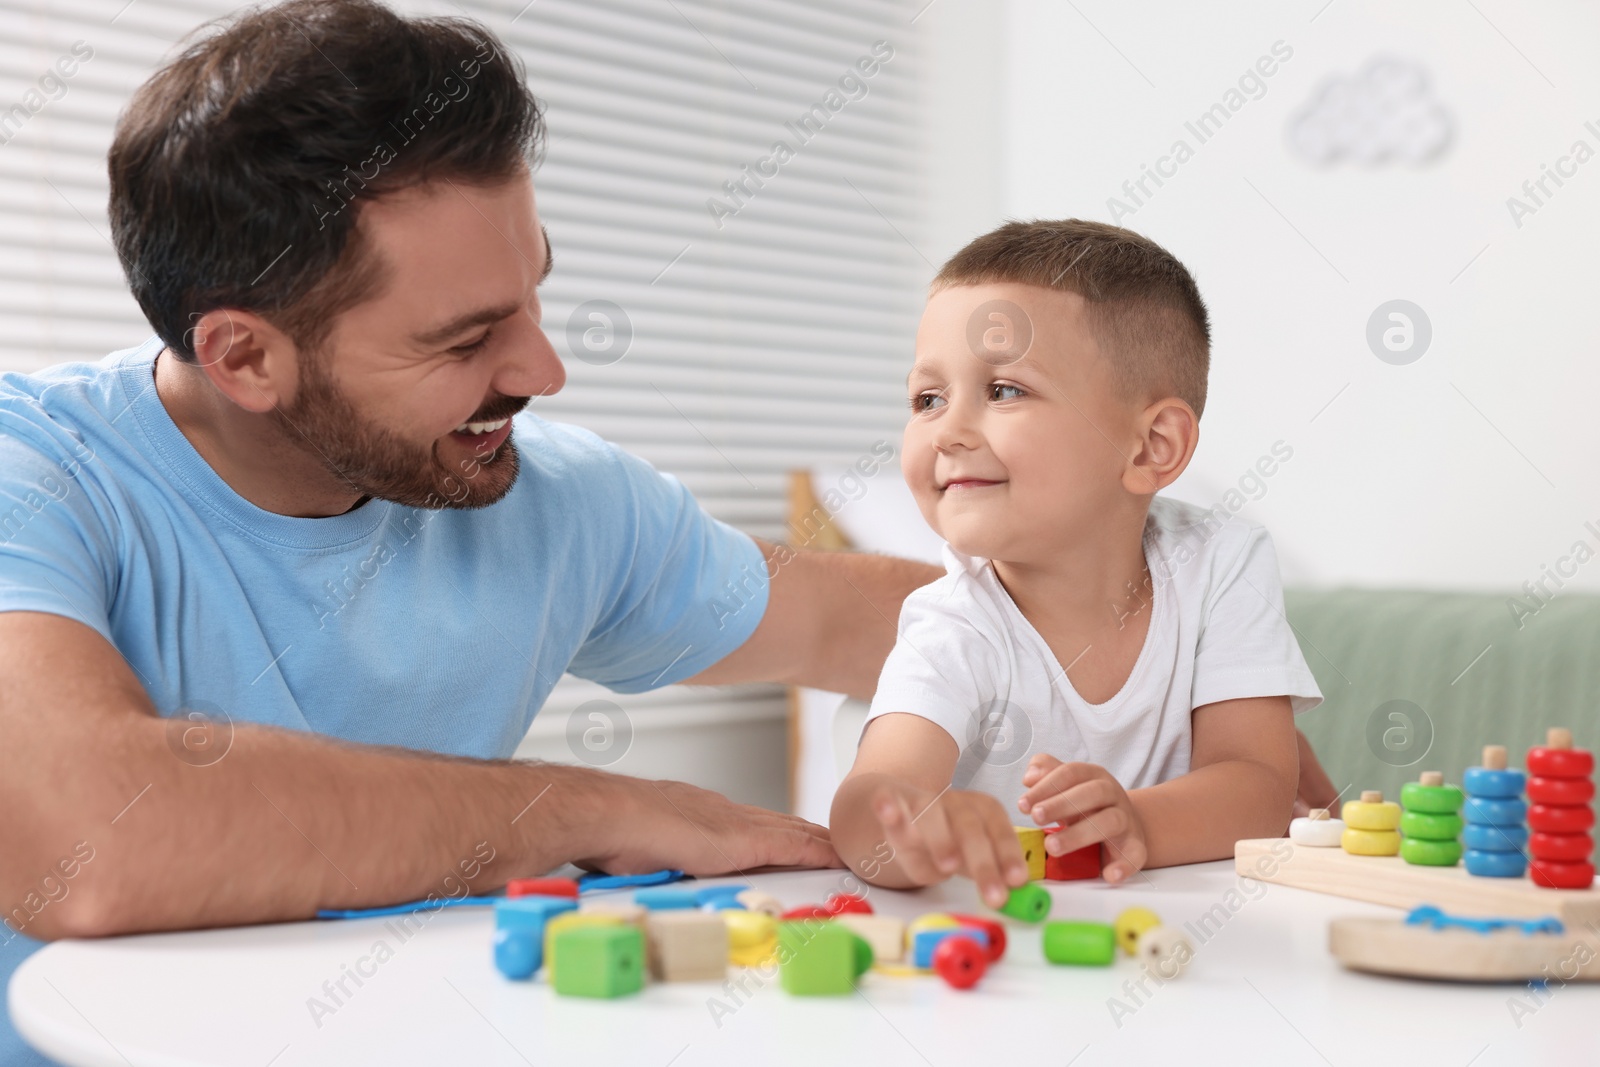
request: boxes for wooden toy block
[506,876,580,899]
[776,921,871,995]
[1234,838,1600,923]
[1136,925,1194,978]
[904,913,958,954]
[1343,790,1401,831]
[735,889,783,917]
[722,910,777,967]
[947,914,1006,962]
[551,924,645,998]
[694,884,751,908]
[494,895,577,939]
[1042,921,1115,966]
[1331,915,1600,982]
[1014,826,1046,880]
[578,901,651,968]
[1113,907,1160,956]
[633,887,699,910]
[645,910,729,982]
[1289,808,1345,847]
[932,935,987,989]
[1043,841,1100,881]
[997,883,1052,923]
[833,914,906,963]
[911,926,989,969]
[545,912,625,971]
[824,892,873,915]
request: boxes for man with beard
[0,3,936,1057]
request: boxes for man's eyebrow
[411,227,554,348]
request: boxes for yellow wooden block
[723,910,777,967]
[1014,826,1046,880]
[1342,793,1401,832]
[834,914,906,964]
[905,913,959,953]
[1342,828,1401,856]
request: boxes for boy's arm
[830,712,1028,907]
[1130,694,1299,867]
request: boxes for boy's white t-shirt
[863,496,1323,807]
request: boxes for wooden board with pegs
[1329,917,1600,982]
[1233,838,1600,924]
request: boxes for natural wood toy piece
[834,914,907,964]
[645,910,729,982]
[735,889,784,918]
[1464,744,1529,879]
[1014,826,1047,881]
[1136,925,1194,978]
[1234,838,1600,923]
[551,923,646,998]
[1330,909,1600,982]
[776,921,872,995]
[1400,771,1464,867]
[1289,808,1345,848]
[1527,728,1596,890]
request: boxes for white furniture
[12,861,1581,1067]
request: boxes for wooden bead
[781,905,833,921]
[1530,859,1596,890]
[1399,781,1464,815]
[1527,776,1596,806]
[1529,831,1595,863]
[734,889,784,918]
[1464,848,1527,878]
[722,910,778,967]
[1400,837,1462,866]
[1342,798,1401,832]
[1341,828,1401,856]
[824,893,874,915]
[1289,814,1346,847]
[912,927,989,969]
[997,884,1052,923]
[932,934,988,989]
[1042,921,1115,966]
[1113,907,1161,956]
[905,913,960,946]
[1529,803,1595,834]
[1527,746,1594,779]
[947,913,1007,962]
[1462,796,1528,827]
[1014,826,1047,881]
[493,928,540,979]
[1462,822,1528,851]
[1136,924,1194,979]
[1462,766,1526,799]
[1398,811,1463,840]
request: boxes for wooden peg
[1360,790,1383,804]
[1420,771,1444,787]
[1309,808,1330,821]
[1482,745,1508,771]
[1548,727,1574,750]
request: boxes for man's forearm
[21,714,615,938]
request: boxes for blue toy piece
[1462,822,1530,851]
[577,869,686,892]
[633,887,701,910]
[495,895,578,934]
[1404,905,1562,936]
[701,899,748,912]
[694,885,752,907]
[911,927,990,969]
[494,928,542,979]
[1462,766,1527,798]
[1462,796,1528,826]
[1464,848,1528,878]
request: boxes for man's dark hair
[934,219,1211,418]
[109,0,543,362]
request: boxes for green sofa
[1286,588,1598,816]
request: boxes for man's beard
[271,350,526,510]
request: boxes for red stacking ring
[1527,776,1596,806]
[1527,746,1595,779]
[1530,859,1596,890]
[1530,831,1595,863]
[1529,803,1596,834]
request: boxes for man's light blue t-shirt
[0,337,771,1062]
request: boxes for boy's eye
[991,382,1024,401]
[910,391,946,413]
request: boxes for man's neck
[153,348,366,518]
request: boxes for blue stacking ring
[1465,848,1528,878]
[1463,796,1528,826]
[1463,822,1530,851]
[1463,766,1526,798]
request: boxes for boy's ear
[187,308,302,414]
[1123,397,1199,496]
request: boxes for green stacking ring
[1043,921,1116,966]
[1400,781,1464,814]
[1400,836,1463,866]
[998,884,1052,923]
[1400,811,1464,840]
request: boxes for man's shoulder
[0,341,156,476]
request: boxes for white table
[11,861,1600,1066]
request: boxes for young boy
[830,219,1324,909]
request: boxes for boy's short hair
[932,219,1211,418]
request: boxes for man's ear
[187,308,301,414]
[1123,397,1199,496]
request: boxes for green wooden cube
[550,924,645,998]
[776,920,871,995]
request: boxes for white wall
[995,0,1600,594]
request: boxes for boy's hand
[869,781,1031,908]
[1018,754,1147,884]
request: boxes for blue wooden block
[702,899,747,912]
[1465,848,1528,878]
[1463,766,1526,799]
[633,887,700,910]
[494,928,541,979]
[911,927,989,969]
[694,885,751,906]
[1462,796,1528,826]
[1462,823,1529,851]
[495,895,577,935]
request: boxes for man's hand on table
[575,776,842,876]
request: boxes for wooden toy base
[1233,838,1600,924]
[1329,918,1600,982]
